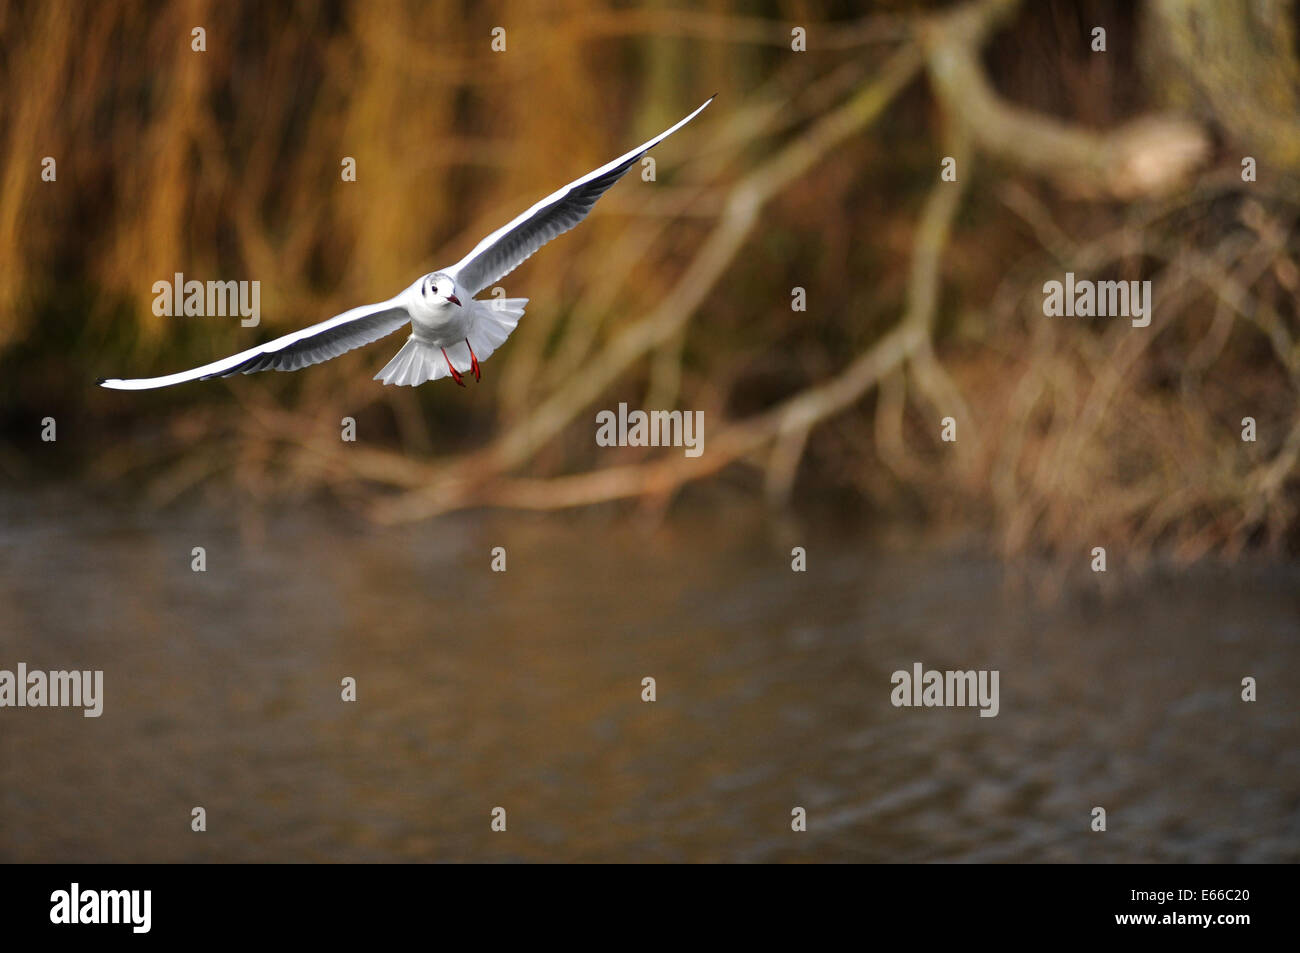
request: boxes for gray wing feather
[99,301,410,390]
[214,306,410,377]
[449,96,713,296]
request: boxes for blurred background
[0,0,1297,862]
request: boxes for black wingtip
[95,377,107,385]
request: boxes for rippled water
[1,491,1296,862]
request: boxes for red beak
[448,294,462,307]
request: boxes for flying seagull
[99,96,713,390]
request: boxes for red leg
[441,347,465,387]
[465,338,481,382]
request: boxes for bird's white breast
[409,296,471,346]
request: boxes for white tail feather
[374,297,529,386]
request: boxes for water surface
[1,493,1296,862]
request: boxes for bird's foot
[466,339,481,382]
[441,347,465,387]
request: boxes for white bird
[99,96,713,391]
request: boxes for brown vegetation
[1,0,1298,563]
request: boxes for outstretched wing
[448,96,714,297]
[98,300,411,391]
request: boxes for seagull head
[422,273,461,308]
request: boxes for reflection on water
[0,491,1296,862]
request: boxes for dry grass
[1,0,1298,565]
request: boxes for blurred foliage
[1,0,1298,563]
